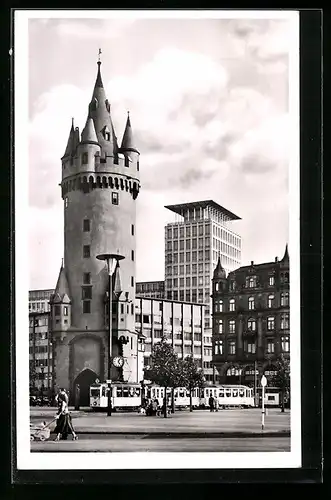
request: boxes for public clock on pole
[112,356,124,368]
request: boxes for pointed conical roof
[81,117,99,145]
[120,112,139,153]
[52,293,62,304]
[282,243,289,261]
[87,61,117,157]
[62,119,75,158]
[113,265,122,298]
[213,255,226,279]
[52,263,71,303]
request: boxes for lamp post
[254,360,257,407]
[40,364,45,406]
[96,253,125,417]
[261,374,267,431]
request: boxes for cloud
[28,19,292,287]
[55,19,136,40]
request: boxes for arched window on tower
[82,152,88,165]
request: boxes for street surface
[30,408,290,452]
[31,435,290,453]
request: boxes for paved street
[30,407,290,435]
[31,434,290,453]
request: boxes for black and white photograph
[15,9,301,471]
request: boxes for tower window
[131,224,134,236]
[112,192,119,205]
[131,250,134,261]
[63,306,68,316]
[131,276,134,287]
[105,132,110,141]
[83,245,90,258]
[82,286,92,300]
[82,152,88,165]
[83,219,90,232]
[54,305,61,316]
[83,272,91,284]
[83,301,91,314]
[64,197,68,208]
[137,161,140,171]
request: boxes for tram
[145,385,200,409]
[200,385,255,409]
[89,382,255,411]
[90,382,142,411]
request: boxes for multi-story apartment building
[135,297,205,371]
[29,311,53,395]
[29,289,54,313]
[136,281,165,299]
[164,200,242,382]
[211,245,290,386]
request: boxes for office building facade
[136,281,165,299]
[164,200,242,382]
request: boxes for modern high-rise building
[164,200,242,381]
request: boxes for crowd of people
[139,398,171,416]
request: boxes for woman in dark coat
[54,397,78,441]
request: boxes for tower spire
[120,111,139,153]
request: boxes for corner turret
[62,118,75,160]
[50,262,72,333]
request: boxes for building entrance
[73,368,98,407]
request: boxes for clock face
[113,356,124,368]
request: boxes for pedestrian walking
[208,395,215,412]
[214,397,219,412]
[53,395,78,441]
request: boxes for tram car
[200,385,254,409]
[256,387,281,408]
[145,385,200,409]
[90,382,142,411]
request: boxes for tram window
[219,390,224,398]
[205,389,209,397]
[239,389,245,397]
[135,388,140,396]
[116,388,123,397]
[233,390,238,397]
[90,388,100,397]
[226,390,231,398]
[101,387,106,397]
[123,388,129,397]
[268,395,275,401]
[129,387,135,397]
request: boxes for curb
[72,430,290,438]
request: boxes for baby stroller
[30,419,56,441]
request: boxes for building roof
[120,112,139,153]
[165,200,241,220]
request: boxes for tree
[181,356,205,412]
[29,360,37,393]
[144,336,180,418]
[268,354,290,412]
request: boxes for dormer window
[246,276,256,288]
[103,126,111,141]
[82,152,88,165]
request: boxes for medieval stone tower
[49,60,141,404]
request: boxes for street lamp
[40,363,45,406]
[261,374,267,431]
[96,253,125,417]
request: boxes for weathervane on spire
[98,48,102,63]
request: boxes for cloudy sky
[25,12,297,290]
